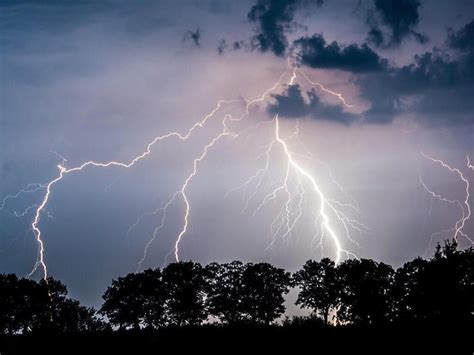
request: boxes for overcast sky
[1,0,473,308]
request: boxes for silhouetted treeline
[0,276,106,334]
[1,240,473,335]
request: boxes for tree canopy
[1,240,473,334]
[0,276,103,334]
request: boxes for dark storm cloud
[366,0,428,48]
[247,0,324,57]
[242,0,474,126]
[448,19,474,52]
[268,84,356,124]
[184,28,201,46]
[294,34,388,73]
[358,19,474,124]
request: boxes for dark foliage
[393,240,474,322]
[206,261,291,324]
[240,262,291,324]
[1,240,473,354]
[101,269,167,329]
[337,258,394,325]
[205,261,247,323]
[161,261,208,326]
[292,258,339,323]
[0,276,103,334]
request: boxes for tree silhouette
[0,273,22,334]
[0,275,101,334]
[337,259,394,325]
[392,241,474,322]
[2,239,473,339]
[391,256,429,321]
[29,278,102,333]
[240,262,291,324]
[54,298,102,332]
[161,261,208,326]
[293,258,339,324]
[30,278,68,332]
[101,269,166,329]
[429,241,474,322]
[205,261,247,324]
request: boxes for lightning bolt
[298,69,354,108]
[0,151,67,220]
[130,73,289,270]
[420,153,473,248]
[137,63,362,268]
[419,174,465,255]
[25,98,239,279]
[226,69,363,263]
[135,192,179,272]
[271,115,358,263]
[0,184,46,217]
[286,57,354,109]
[3,60,362,279]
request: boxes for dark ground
[1,320,472,355]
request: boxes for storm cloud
[248,0,324,56]
[294,34,387,73]
[184,28,201,46]
[366,0,428,48]
[242,1,474,125]
[268,84,356,124]
[358,19,474,124]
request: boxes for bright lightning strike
[0,184,46,218]
[226,69,363,263]
[130,74,290,270]
[420,153,473,247]
[3,61,362,279]
[272,115,358,263]
[24,99,238,279]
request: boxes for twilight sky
[1,0,473,308]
